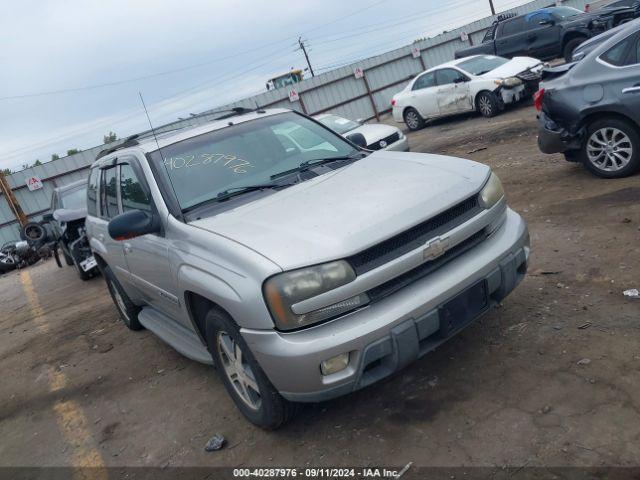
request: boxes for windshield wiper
[270,152,366,181]
[183,183,292,212]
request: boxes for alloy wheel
[405,111,420,130]
[586,127,633,172]
[478,96,492,117]
[217,331,261,411]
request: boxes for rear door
[495,16,530,58]
[602,31,640,115]
[116,156,181,320]
[409,72,438,118]
[435,68,473,116]
[90,164,130,282]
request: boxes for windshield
[149,112,357,210]
[60,186,87,209]
[316,114,360,135]
[456,55,510,75]
[551,6,582,19]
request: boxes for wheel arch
[474,89,498,110]
[578,110,640,133]
[561,31,589,50]
[184,291,234,348]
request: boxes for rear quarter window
[87,168,99,216]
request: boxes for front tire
[403,107,425,131]
[563,38,585,63]
[205,309,296,430]
[476,91,500,118]
[580,117,640,178]
[103,265,143,330]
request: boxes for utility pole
[488,0,496,15]
[0,171,27,227]
[298,37,315,77]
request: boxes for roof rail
[496,12,518,22]
[95,134,140,160]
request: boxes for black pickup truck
[455,6,637,62]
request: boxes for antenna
[139,92,164,160]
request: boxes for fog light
[320,353,350,376]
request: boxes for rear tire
[403,108,425,131]
[205,308,296,430]
[563,38,585,63]
[579,117,640,178]
[476,91,500,118]
[103,265,143,330]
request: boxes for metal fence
[0,0,588,245]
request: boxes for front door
[409,71,438,119]
[435,69,472,116]
[116,157,182,321]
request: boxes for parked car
[392,55,543,130]
[86,108,529,429]
[42,179,99,280]
[571,17,640,61]
[536,23,640,178]
[455,6,635,62]
[314,114,409,151]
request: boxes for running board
[138,307,213,365]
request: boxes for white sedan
[391,55,544,131]
[314,114,409,151]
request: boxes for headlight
[264,260,367,331]
[479,172,504,209]
[495,77,523,88]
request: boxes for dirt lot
[2,103,640,473]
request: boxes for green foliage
[51,153,60,161]
[67,148,80,156]
[103,131,118,144]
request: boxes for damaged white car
[391,55,544,130]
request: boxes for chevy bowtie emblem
[379,140,387,148]
[423,236,450,261]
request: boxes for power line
[297,38,315,77]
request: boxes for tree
[33,159,42,167]
[103,131,117,144]
[1,168,11,176]
[67,148,80,156]
[51,153,60,161]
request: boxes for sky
[1,0,530,172]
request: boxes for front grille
[367,132,400,150]
[367,229,488,303]
[348,195,481,274]
[517,69,541,82]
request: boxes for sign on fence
[288,89,300,103]
[354,67,364,79]
[26,176,43,191]
[411,46,421,58]
[460,32,469,42]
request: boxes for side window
[412,72,436,90]
[119,163,152,213]
[528,12,552,27]
[100,167,119,219]
[87,168,99,217]
[601,33,639,66]
[501,17,527,36]
[436,69,468,86]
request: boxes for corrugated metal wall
[0,0,588,244]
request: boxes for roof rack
[95,134,141,160]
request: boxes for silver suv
[86,108,529,429]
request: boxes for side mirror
[42,213,54,222]
[108,209,160,241]
[346,132,368,148]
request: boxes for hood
[53,207,87,222]
[479,56,543,79]
[344,123,401,146]
[190,152,489,270]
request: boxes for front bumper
[383,136,410,152]
[537,112,583,155]
[242,208,529,402]
[499,84,527,105]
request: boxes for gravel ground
[1,102,640,474]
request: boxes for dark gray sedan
[537,21,640,177]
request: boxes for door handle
[123,243,132,254]
[622,86,640,94]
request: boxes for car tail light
[534,89,545,112]
[391,99,396,106]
